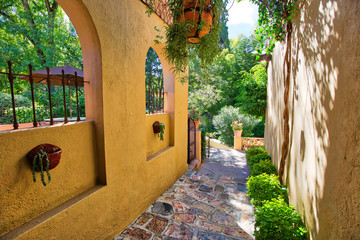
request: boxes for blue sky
[227,0,258,39]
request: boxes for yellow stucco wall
[0,0,188,239]
[146,113,171,157]
[0,121,98,235]
[265,0,360,239]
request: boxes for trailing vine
[238,0,299,181]
[32,149,51,186]
[146,0,228,83]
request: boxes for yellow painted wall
[0,121,97,235]
[146,113,171,157]
[265,0,360,239]
[0,0,188,239]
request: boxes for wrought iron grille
[140,0,173,25]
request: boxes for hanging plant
[153,121,166,141]
[26,144,62,186]
[146,0,226,82]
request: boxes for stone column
[234,130,242,150]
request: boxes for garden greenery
[248,152,271,168]
[255,198,307,240]
[147,0,228,82]
[237,0,299,57]
[245,147,308,239]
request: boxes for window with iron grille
[145,47,164,114]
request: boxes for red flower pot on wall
[153,121,161,134]
[26,144,62,170]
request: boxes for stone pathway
[114,148,254,240]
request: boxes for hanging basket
[26,144,62,171]
[178,0,213,44]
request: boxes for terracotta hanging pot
[26,144,62,170]
[178,0,213,43]
[153,121,161,134]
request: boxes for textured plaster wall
[0,0,188,239]
[265,0,360,239]
[0,122,97,235]
[146,113,171,157]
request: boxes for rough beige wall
[265,0,360,239]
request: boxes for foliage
[231,120,243,130]
[254,198,307,240]
[188,84,222,116]
[145,47,164,113]
[201,130,206,160]
[248,152,271,168]
[0,0,84,124]
[235,63,267,119]
[252,118,265,137]
[147,0,229,82]
[237,0,299,57]
[32,149,51,186]
[245,146,267,159]
[154,122,165,141]
[213,106,259,146]
[247,173,288,207]
[188,108,200,121]
[250,159,277,176]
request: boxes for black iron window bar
[0,61,86,130]
[146,88,165,114]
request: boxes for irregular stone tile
[172,213,196,224]
[175,187,188,194]
[211,211,238,227]
[231,200,253,214]
[175,194,197,205]
[219,176,231,183]
[195,220,223,233]
[233,178,247,184]
[164,224,193,240]
[237,183,247,192]
[226,188,235,194]
[172,201,190,212]
[224,228,252,239]
[146,216,168,234]
[134,213,152,226]
[121,228,152,240]
[219,193,229,200]
[152,236,163,240]
[152,202,174,216]
[214,185,225,192]
[203,179,216,187]
[197,230,224,240]
[199,185,213,193]
[158,195,176,202]
[211,200,224,207]
[192,201,214,214]
[191,191,215,203]
[216,203,233,213]
[188,184,197,190]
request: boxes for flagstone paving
[114,149,254,240]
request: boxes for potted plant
[146,0,225,82]
[153,121,166,140]
[231,120,243,137]
[26,144,62,186]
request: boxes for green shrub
[201,130,206,160]
[248,152,271,168]
[246,146,267,159]
[254,198,307,240]
[250,159,277,176]
[247,173,288,206]
[213,106,258,146]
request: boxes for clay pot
[234,130,243,138]
[194,120,200,130]
[153,121,161,133]
[178,0,213,43]
[27,144,62,171]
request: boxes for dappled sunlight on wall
[265,0,360,239]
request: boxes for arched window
[145,47,164,114]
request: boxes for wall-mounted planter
[26,144,62,186]
[153,121,165,141]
